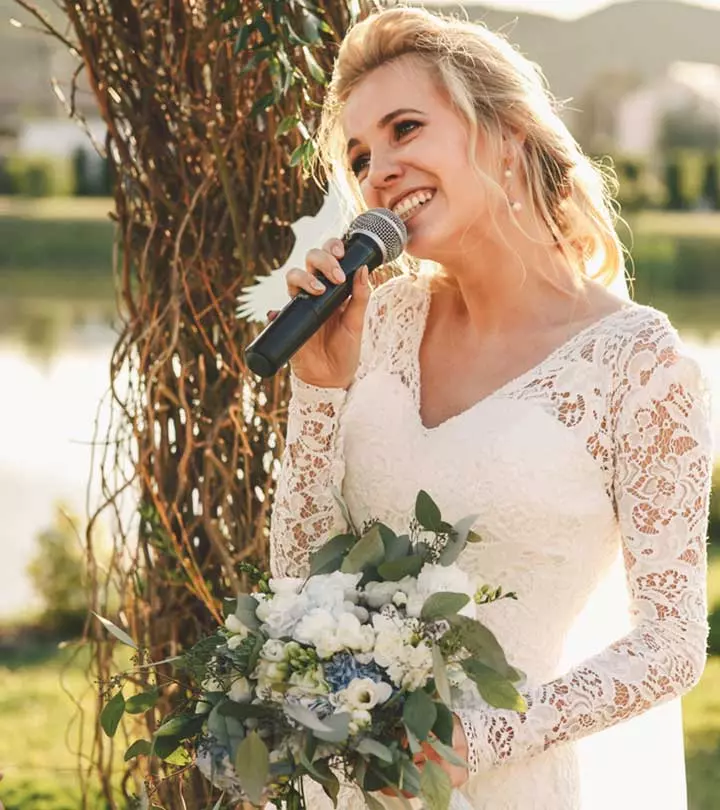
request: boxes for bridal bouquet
[97,491,525,810]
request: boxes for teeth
[392,190,434,217]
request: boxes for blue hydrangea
[323,651,391,693]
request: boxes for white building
[615,61,720,155]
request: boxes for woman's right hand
[270,237,371,390]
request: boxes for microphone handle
[244,233,382,378]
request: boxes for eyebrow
[346,107,425,156]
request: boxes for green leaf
[447,615,513,677]
[235,731,270,805]
[164,746,192,766]
[420,592,470,622]
[300,10,323,43]
[431,644,451,706]
[356,738,393,763]
[239,48,272,76]
[310,759,340,805]
[151,734,183,760]
[340,526,385,574]
[461,659,528,712]
[374,524,411,562]
[100,692,125,737]
[284,702,334,733]
[308,533,356,577]
[218,701,274,721]
[302,46,326,84]
[427,737,467,769]
[466,529,483,543]
[254,12,272,44]
[363,792,386,810]
[250,92,277,117]
[211,794,226,810]
[432,702,455,746]
[290,140,310,168]
[415,490,441,531]
[92,612,138,649]
[437,536,464,566]
[125,689,159,715]
[276,115,300,138]
[124,739,151,761]
[233,23,252,55]
[451,513,480,544]
[154,714,202,739]
[403,725,422,755]
[330,486,357,534]
[403,689,437,742]
[377,554,424,582]
[420,760,452,810]
[233,593,261,630]
[312,711,351,743]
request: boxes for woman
[267,7,713,809]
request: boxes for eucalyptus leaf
[432,702,455,746]
[302,46,326,83]
[125,689,159,715]
[124,739,151,761]
[340,526,385,574]
[284,702,332,732]
[466,529,483,543]
[233,593,261,631]
[313,711,351,743]
[308,533,356,577]
[437,536,464,566]
[448,615,513,677]
[377,554,424,582]
[207,703,231,750]
[92,612,138,649]
[330,485,357,534]
[452,514,480,544]
[403,689,437,742]
[356,738,394,763]
[398,759,422,797]
[420,760,452,810]
[403,725,422,755]
[235,731,269,806]
[100,691,125,737]
[415,490,441,531]
[431,644,451,706]
[420,592,470,622]
[461,659,528,712]
[427,737,467,769]
[218,701,274,721]
[151,734,183,760]
[154,714,202,739]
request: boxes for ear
[501,127,527,168]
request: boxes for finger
[340,265,370,334]
[266,309,279,322]
[285,267,327,297]
[322,237,345,261]
[306,247,345,285]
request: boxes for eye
[351,153,370,177]
[394,119,421,138]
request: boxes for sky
[441,0,720,19]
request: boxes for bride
[266,7,713,809]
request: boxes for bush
[4,155,76,197]
[26,505,88,636]
[629,234,720,298]
[710,465,720,549]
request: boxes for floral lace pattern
[268,274,713,809]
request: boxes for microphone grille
[346,208,408,264]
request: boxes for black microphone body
[244,209,406,378]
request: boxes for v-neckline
[411,275,637,433]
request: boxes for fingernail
[361,265,369,283]
[335,266,346,283]
[332,243,344,257]
[312,278,326,292]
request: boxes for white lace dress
[268,272,713,810]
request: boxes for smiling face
[341,55,510,263]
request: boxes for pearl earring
[504,168,513,179]
[511,200,523,212]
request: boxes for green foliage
[4,155,76,197]
[709,465,720,548]
[26,504,88,636]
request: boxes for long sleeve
[455,323,714,775]
[268,278,394,579]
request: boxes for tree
[12,0,369,806]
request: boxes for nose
[366,150,403,192]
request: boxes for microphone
[244,208,408,378]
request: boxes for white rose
[293,609,336,648]
[412,563,475,618]
[228,677,252,703]
[304,572,362,613]
[261,639,287,662]
[256,591,308,639]
[225,614,250,636]
[336,613,375,653]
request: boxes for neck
[428,215,587,338]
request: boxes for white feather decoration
[235,178,352,323]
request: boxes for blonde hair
[315,6,627,290]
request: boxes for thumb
[341,265,371,335]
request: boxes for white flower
[261,639,287,662]
[225,614,250,636]
[363,580,401,609]
[336,613,375,653]
[287,668,328,697]
[303,571,362,613]
[341,678,393,711]
[227,634,247,651]
[228,677,252,703]
[405,563,475,619]
[348,708,373,734]
[201,675,226,693]
[268,577,304,595]
[256,591,308,639]
[255,659,288,690]
[392,591,408,607]
[293,609,336,646]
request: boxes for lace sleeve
[455,320,714,775]
[268,279,394,578]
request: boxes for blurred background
[0,0,719,807]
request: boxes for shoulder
[608,303,711,418]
